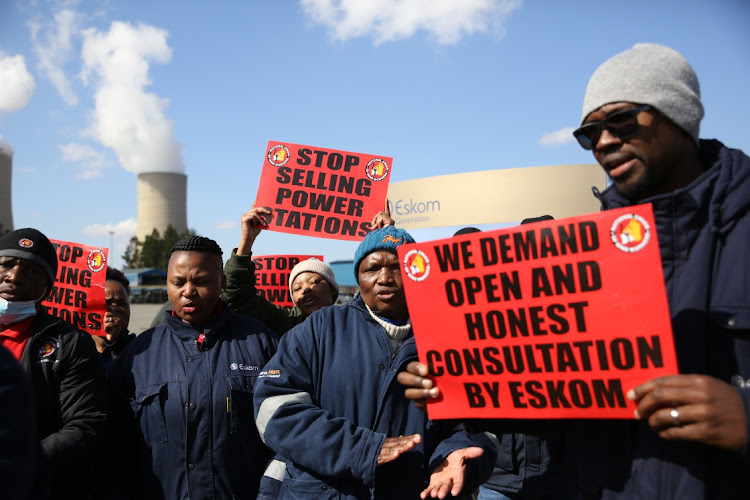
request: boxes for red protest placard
[40,240,108,337]
[253,254,323,309]
[398,204,677,420]
[255,141,392,241]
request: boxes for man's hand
[421,447,484,499]
[628,374,747,452]
[237,204,273,256]
[369,198,395,230]
[397,361,441,412]
[376,434,422,466]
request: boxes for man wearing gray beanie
[398,43,750,500]
[569,43,750,499]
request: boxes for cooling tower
[136,172,187,241]
[0,147,12,232]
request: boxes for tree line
[122,225,196,271]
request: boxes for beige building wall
[136,172,188,241]
[0,148,13,232]
[386,164,607,229]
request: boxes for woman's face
[167,251,226,327]
[291,272,335,316]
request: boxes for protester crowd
[1,43,748,500]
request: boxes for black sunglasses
[573,104,652,150]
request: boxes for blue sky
[1,0,748,269]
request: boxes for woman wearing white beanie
[223,203,393,336]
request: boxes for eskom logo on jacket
[230,363,259,371]
[732,375,749,389]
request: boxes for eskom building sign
[387,164,607,229]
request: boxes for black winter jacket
[20,310,108,499]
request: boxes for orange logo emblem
[404,249,430,282]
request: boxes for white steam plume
[0,137,13,156]
[0,53,36,112]
[80,21,185,174]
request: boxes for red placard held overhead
[41,240,108,337]
[255,141,392,241]
[398,204,677,420]
[253,254,323,309]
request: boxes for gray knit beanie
[581,43,703,144]
[288,258,339,305]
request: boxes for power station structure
[136,172,187,241]
[0,146,13,232]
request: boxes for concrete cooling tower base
[136,172,187,241]
[0,148,13,232]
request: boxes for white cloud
[80,217,137,267]
[15,166,37,175]
[29,8,80,106]
[539,127,576,147]
[0,53,36,112]
[80,21,185,175]
[81,217,137,238]
[60,142,105,162]
[59,142,113,178]
[215,220,238,230]
[299,0,522,45]
[73,169,101,179]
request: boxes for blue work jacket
[108,304,278,499]
[254,294,496,499]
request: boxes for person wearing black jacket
[0,227,107,499]
[0,344,48,499]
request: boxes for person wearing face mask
[0,227,107,499]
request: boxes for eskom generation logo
[403,249,430,282]
[389,198,441,216]
[267,144,291,166]
[366,159,389,181]
[230,363,259,371]
[610,213,651,253]
[87,249,106,272]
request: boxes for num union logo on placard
[366,158,389,181]
[267,144,291,167]
[610,214,651,253]
[403,249,430,282]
